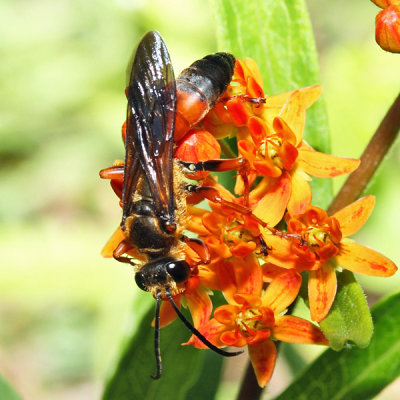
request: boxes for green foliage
[319,270,373,350]
[102,306,223,400]
[0,375,23,400]
[276,292,400,400]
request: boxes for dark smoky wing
[123,31,176,229]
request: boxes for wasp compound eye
[165,260,190,283]
[135,269,148,291]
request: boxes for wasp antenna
[150,292,162,380]
[165,289,243,358]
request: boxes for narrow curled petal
[248,340,277,388]
[287,168,312,216]
[337,241,398,277]
[333,195,375,237]
[253,172,291,226]
[261,269,302,313]
[297,150,360,178]
[308,262,337,322]
[273,315,329,345]
[186,286,213,329]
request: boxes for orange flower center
[305,226,334,248]
[225,220,253,245]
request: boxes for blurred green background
[0,0,399,399]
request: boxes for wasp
[100,31,249,379]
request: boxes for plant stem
[237,361,263,400]
[327,92,400,214]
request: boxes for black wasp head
[135,257,190,292]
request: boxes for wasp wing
[122,31,177,231]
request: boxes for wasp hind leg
[113,239,137,266]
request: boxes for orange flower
[241,87,360,220]
[204,59,360,221]
[186,268,328,387]
[264,196,398,321]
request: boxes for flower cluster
[101,58,397,387]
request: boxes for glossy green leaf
[0,375,23,400]
[102,303,223,400]
[211,0,332,207]
[319,270,373,350]
[275,292,400,400]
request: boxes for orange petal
[287,169,312,216]
[297,150,360,178]
[248,340,277,387]
[262,234,300,270]
[308,262,337,322]
[184,318,226,349]
[186,286,213,329]
[214,304,239,326]
[101,226,126,257]
[262,263,293,282]
[243,58,264,88]
[198,265,221,291]
[254,159,282,178]
[216,255,263,303]
[159,298,179,328]
[273,315,329,345]
[253,172,291,226]
[278,86,322,145]
[332,196,375,238]
[337,241,398,277]
[261,269,302,313]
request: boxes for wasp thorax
[135,257,190,294]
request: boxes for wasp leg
[100,165,124,199]
[99,165,124,180]
[180,157,245,173]
[113,239,136,265]
[181,236,210,265]
[257,234,270,256]
[185,184,303,243]
[180,157,251,204]
[224,94,266,106]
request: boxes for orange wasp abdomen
[174,53,235,141]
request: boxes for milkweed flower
[186,266,328,387]
[204,60,360,220]
[264,195,398,321]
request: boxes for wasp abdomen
[127,200,175,254]
[174,53,235,141]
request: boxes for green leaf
[275,292,400,400]
[102,303,223,400]
[319,270,373,350]
[0,374,23,400]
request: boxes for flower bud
[371,0,399,9]
[375,5,400,53]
